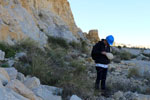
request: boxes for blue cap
[106,35,114,45]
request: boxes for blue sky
[68,0,150,46]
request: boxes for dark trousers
[95,67,108,90]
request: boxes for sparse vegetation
[0,42,17,58]
[1,63,9,68]
[48,36,69,49]
[112,50,135,60]
[117,46,122,49]
[128,67,140,78]
[120,51,132,60]
[142,53,150,58]
[1,36,91,99]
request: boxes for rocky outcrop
[0,67,63,100]
[6,79,39,100]
[0,68,10,85]
[86,30,100,44]
[113,91,150,100]
[0,0,84,45]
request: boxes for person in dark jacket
[92,35,114,91]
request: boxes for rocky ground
[86,47,150,100]
[0,40,150,100]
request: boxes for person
[91,35,114,91]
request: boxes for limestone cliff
[86,30,100,44]
[0,0,84,45]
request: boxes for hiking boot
[101,89,110,97]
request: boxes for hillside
[0,0,150,100]
[0,0,84,45]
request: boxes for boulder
[0,68,10,81]
[0,87,29,100]
[5,67,18,80]
[33,85,62,100]
[0,68,10,85]
[123,91,150,100]
[7,59,15,67]
[143,49,150,55]
[70,95,82,100]
[113,91,123,99]
[86,30,100,44]
[17,72,26,83]
[6,79,38,100]
[24,77,40,89]
[0,74,9,86]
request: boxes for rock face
[0,87,29,100]
[24,77,40,89]
[6,79,38,100]
[5,67,18,80]
[32,85,62,100]
[86,30,100,44]
[0,68,10,85]
[0,0,84,45]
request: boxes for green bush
[15,38,38,51]
[120,51,132,60]
[48,36,69,49]
[0,42,17,58]
[117,46,122,49]
[112,50,133,60]
[81,40,88,54]
[1,63,9,68]
[128,67,140,78]
[69,41,81,50]
[11,36,92,99]
[70,60,86,75]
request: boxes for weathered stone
[0,74,9,86]
[24,77,40,89]
[113,91,123,99]
[0,50,5,61]
[5,67,18,80]
[0,0,85,45]
[70,95,82,100]
[33,85,62,100]
[0,87,29,100]
[6,79,38,100]
[86,30,100,44]
[143,49,150,55]
[0,68,10,85]
[17,72,26,83]
[7,59,15,67]
[123,91,150,100]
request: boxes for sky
[68,0,150,47]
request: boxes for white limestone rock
[32,85,62,100]
[70,95,82,100]
[5,67,18,80]
[24,77,40,89]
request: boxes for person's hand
[101,51,107,55]
[106,53,114,60]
